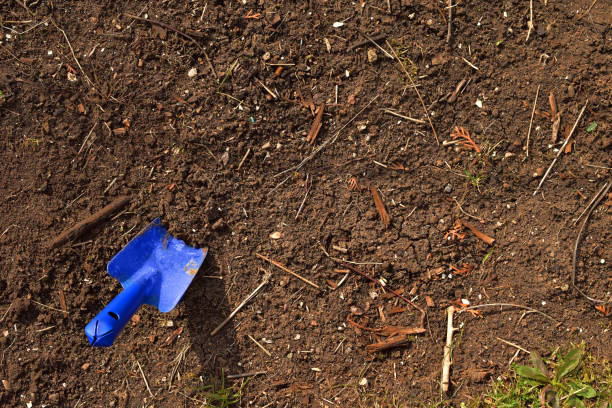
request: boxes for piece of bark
[371,185,391,228]
[50,196,130,248]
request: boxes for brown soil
[1,0,610,407]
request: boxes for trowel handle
[84,281,148,347]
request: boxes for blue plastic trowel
[85,218,207,347]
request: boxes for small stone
[138,58,143,67]
[359,377,368,386]
[332,22,344,28]
[568,84,575,98]
[560,284,569,292]
[426,18,433,26]
[408,13,415,19]
[367,48,378,63]
[444,183,453,193]
[262,52,271,61]
[270,231,282,239]
[261,142,271,150]
[165,320,174,327]
[475,99,483,108]
[187,68,198,78]
[534,167,544,177]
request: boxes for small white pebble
[461,299,470,305]
[503,11,508,18]
[541,301,547,306]
[47,50,53,55]
[600,259,605,264]
[311,367,321,372]
[345,70,350,78]
[188,67,198,78]
[294,334,301,340]
[359,378,368,386]
[475,99,483,108]
[269,231,281,239]
[333,22,344,28]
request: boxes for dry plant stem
[357,30,393,59]
[526,0,534,42]
[226,371,266,380]
[441,306,455,394]
[382,108,426,124]
[461,303,557,323]
[573,181,609,225]
[525,84,540,157]
[255,253,320,289]
[341,263,425,325]
[496,337,530,354]
[572,179,611,304]
[136,359,154,398]
[578,0,600,20]
[211,271,272,336]
[52,20,98,92]
[533,102,588,195]
[247,335,272,357]
[387,41,439,145]
[446,0,452,44]
[270,95,380,194]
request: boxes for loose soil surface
[1,0,611,407]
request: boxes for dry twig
[441,306,455,394]
[459,219,495,245]
[255,253,320,289]
[211,270,272,336]
[307,103,325,144]
[387,41,439,145]
[525,84,540,157]
[533,102,588,195]
[572,179,611,304]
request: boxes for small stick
[572,179,611,304]
[387,42,439,145]
[255,79,277,99]
[226,371,267,380]
[211,271,272,335]
[446,0,452,44]
[295,175,311,219]
[577,0,599,20]
[447,78,467,104]
[459,219,495,245]
[52,20,98,92]
[0,301,14,322]
[348,33,386,50]
[50,196,130,248]
[357,30,393,59]
[255,253,319,289]
[135,359,154,398]
[460,303,557,323]
[307,103,325,144]
[461,57,480,71]
[366,334,417,353]
[237,148,251,170]
[525,84,540,157]
[441,306,455,393]
[573,181,609,225]
[31,299,67,314]
[533,102,588,195]
[247,335,272,357]
[74,122,98,160]
[382,109,426,124]
[526,0,534,42]
[496,337,530,354]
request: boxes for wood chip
[58,290,67,312]
[306,102,325,145]
[387,306,407,315]
[459,219,495,245]
[371,185,390,228]
[425,296,435,307]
